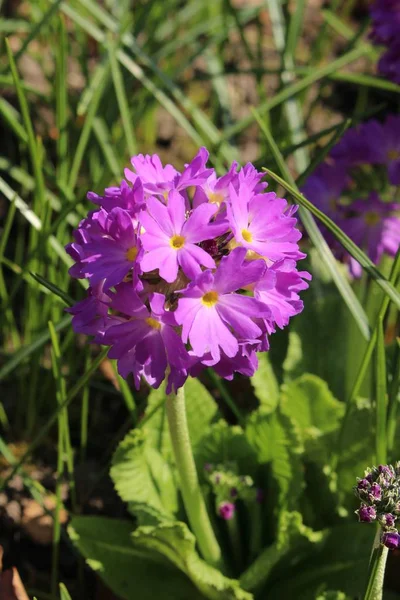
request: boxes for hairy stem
[166,386,222,567]
[364,528,388,600]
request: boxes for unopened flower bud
[357,505,377,523]
[382,531,400,549]
[218,501,235,520]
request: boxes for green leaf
[69,516,202,600]
[143,378,218,460]
[132,521,253,600]
[240,511,322,592]
[281,374,344,444]
[59,583,72,600]
[245,409,304,507]
[250,354,279,413]
[265,523,374,600]
[110,429,178,520]
[194,420,258,477]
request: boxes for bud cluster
[354,463,400,549]
[204,462,261,520]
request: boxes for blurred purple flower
[379,41,400,85]
[370,0,400,45]
[369,0,400,84]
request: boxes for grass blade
[222,45,371,141]
[92,117,121,180]
[0,315,71,382]
[376,317,387,464]
[68,60,112,191]
[29,273,74,306]
[0,348,109,488]
[5,39,46,213]
[0,97,28,142]
[107,37,137,156]
[387,338,400,453]
[2,0,63,69]
[55,15,69,186]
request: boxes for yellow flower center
[126,247,138,261]
[387,149,400,161]
[201,291,219,307]
[170,234,185,250]
[241,229,253,243]
[208,192,224,205]
[145,317,161,330]
[364,211,380,226]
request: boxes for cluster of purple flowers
[369,0,400,84]
[302,115,400,278]
[66,149,309,392]
[204,462,261,521]
[355,463,400,549]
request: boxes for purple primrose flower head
[67,149,309,392]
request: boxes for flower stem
[364,529,388,600]
[227,512,242,573]
[166,386,222,567]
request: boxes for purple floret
[357,505,377,523]
[382,531,400,549]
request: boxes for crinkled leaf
[250,353,279,413]
[110,429,178,520]
[143,378,218,460]
[68,516,202,600]
[281,374,344,465]
[265,523,374,600]
[281,374,344,438]
[336,398,375,503]
[245,409,304,507]
[132,521,253,600]
[240,511,322,592]
[194,420,258,478]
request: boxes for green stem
[364,530,388,600]
[166,386,222,567]
[227,512,242,573]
